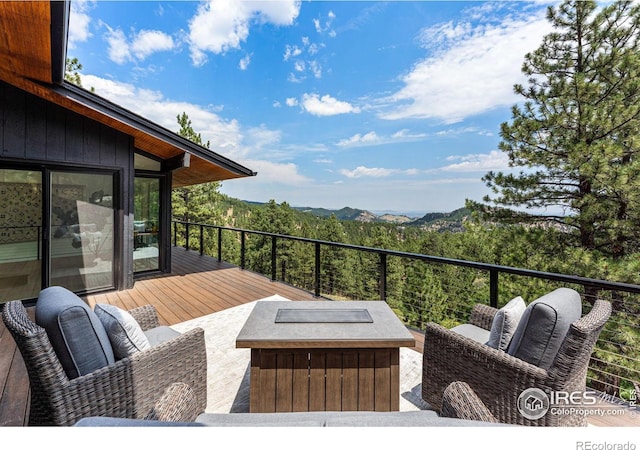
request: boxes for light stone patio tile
[171,295,434,413]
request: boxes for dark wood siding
[1,81,131,171]
[0,81,135,290]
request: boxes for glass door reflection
[50,171,115,292]
[0,169,43,302]
[133,177,160,272]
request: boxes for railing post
[173,221,177,247]
[314,242,321,297]
[37,225,41,260]
[199,224,204,256]
[217,227,222,261]
[271,235,277,281]
[240,231,246,270]
[380,253,387,302]
[490,269,499,308]
[185,222,190,251]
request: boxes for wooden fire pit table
[235,300,415,413]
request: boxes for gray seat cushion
[144,326,181,347]
[451,323,490,344]
[507,288,582,370]
[75,411,506,427]
[35,286,115,379]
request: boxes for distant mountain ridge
[243,200,470,228]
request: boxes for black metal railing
[172,219,640,401]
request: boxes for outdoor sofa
[75,380,504,427]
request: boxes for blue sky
[68,0,556,216]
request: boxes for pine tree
[246,200,295,279]
[172,112,221,226]
[64,57,83,86]
[469,0,640,259]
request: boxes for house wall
[0,80,135,292]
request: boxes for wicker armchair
[422,299,611,426]
[2,300,207,426]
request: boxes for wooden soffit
[0,1,53,84]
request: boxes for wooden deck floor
[0,248,423,426]
[0,248,635,426]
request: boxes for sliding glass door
[133,176,161,272]
[0,166,117,303]
[0,169,43,301]
[49,171,116,292]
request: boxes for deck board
[0,248,635,426]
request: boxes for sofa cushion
[35,286,115,379]
[75,410,507,427]
[507,288,582,370]
[486,296,526,351]
[94,304,151,359]
[451,324,491,344]
[144,326,182,347]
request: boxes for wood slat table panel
[248,348,402,413]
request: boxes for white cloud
[380,10,552,124]
[83,74,242,152]
[103,26,174,64]
[239,54,252,70]
[440,150,510,172]
[392,129,428,140]
[301,93,360,116]
[309,60,322,78]
[336,129,427,148]
[283,37,325,81]
[104,27,131,65]
[436,127,494,137]
[244,125,282,152]
[337,132,380,147]
[314,10,336,36]
[340,166,396,178]
[284,44,303,61]
[338,166,423,178]
[239,160,310,185]
[188,0,301,66]
[285,97,299,107]
[68,0,93,49]
[131,30,175,60]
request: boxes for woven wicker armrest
[441,381,499,423]
[145,382,201,422]
[469,303,498,330]
[60,327,207,426]
[128,304,159,331]
[423,322,548,425]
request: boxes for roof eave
[50,1,69,84]
[55,81,257,179]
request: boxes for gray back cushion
[507,288,582,370]
[35,286,115,379]
[487,296,526,351]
